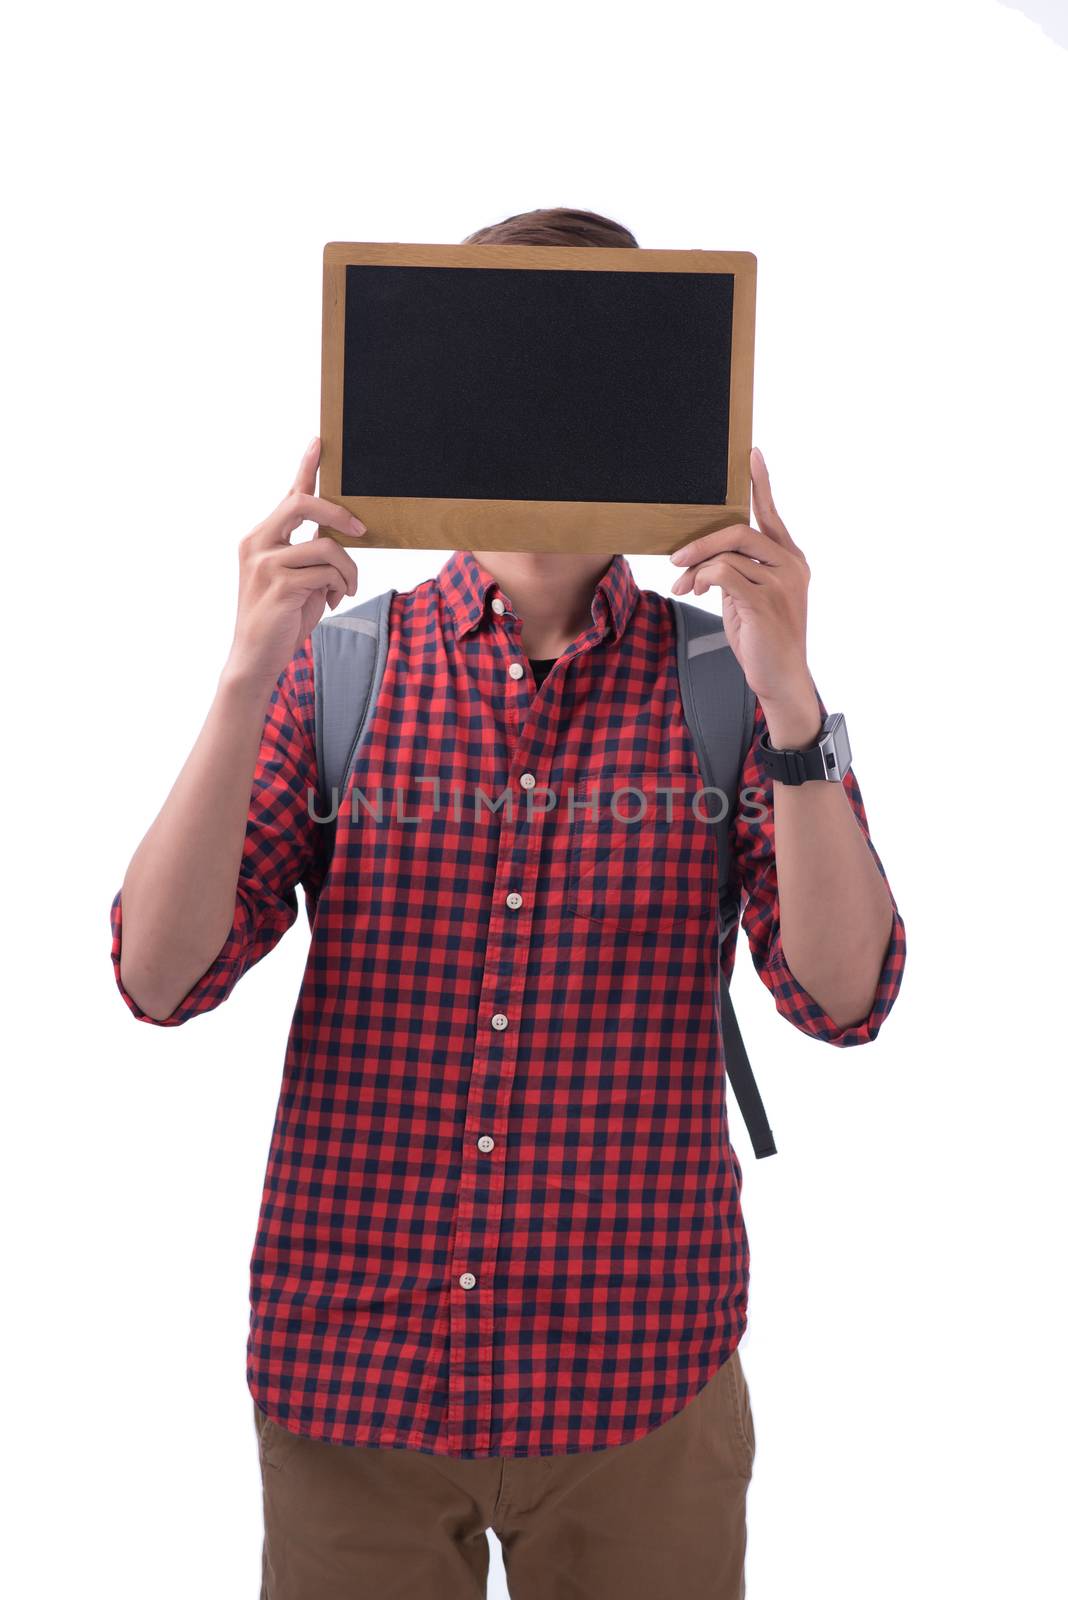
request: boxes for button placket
[446,616,606,1453]
[490,600,528,737]
[447,741,554,1455]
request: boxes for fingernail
[670,550,686,564]
[350,515,367,533]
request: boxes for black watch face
[834,719,851,773]
[821,715,849,776]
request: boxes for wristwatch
[757,712,852,785]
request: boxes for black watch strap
[758,725,828,784]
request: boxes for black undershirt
[529,657,557,689]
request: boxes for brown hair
[461,206,638,248]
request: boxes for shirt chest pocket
[563,770,717,930]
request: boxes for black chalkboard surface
[320,242,756,554]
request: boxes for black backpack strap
[669,597,777,1159]
[311,589,395,826]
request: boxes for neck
[467,549,616,658]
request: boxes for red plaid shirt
[110,549,905,1457]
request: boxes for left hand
[669,447,818,732]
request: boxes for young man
[111,208,905,1599]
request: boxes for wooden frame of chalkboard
[319,241,756,555]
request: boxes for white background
[4,1,1065,1595]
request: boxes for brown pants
[254,1346,756,1599]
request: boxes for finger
[305,583,344,618]
[671,553,763,599]
[749,447,798,550]
[277,562,358,599]
[299,588,338,637]
[277,491,367,541]
[276,536,359,593]
[292,440,370,544]
[670,522,782,571]
[254,490,366,550]
[292,437,321,498]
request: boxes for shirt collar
[439,547,641,645]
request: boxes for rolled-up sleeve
[110,636,322,1026]
[729,691,906,1047]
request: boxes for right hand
[224,438,367,692]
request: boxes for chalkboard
[319,242,756,554]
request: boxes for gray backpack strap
[311,588,396,823]
[669,597,777,1159]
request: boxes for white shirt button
[459,1271,477,1290]
[519,772,536,790]
[491,1012,509,1031]
[508,661,524,679]
[505,891,523,910]
[490,597,506,615]
[477,1135,495,1153]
